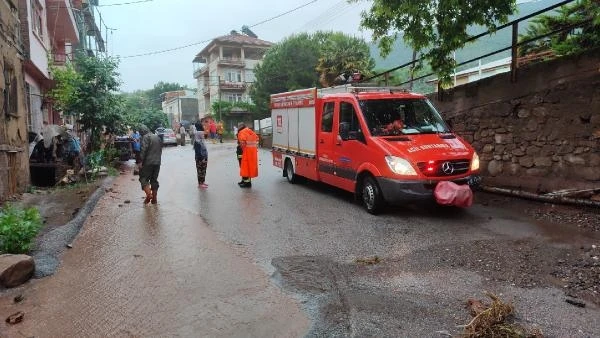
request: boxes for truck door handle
[320,139,324,144]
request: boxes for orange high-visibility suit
[237,126,259,179]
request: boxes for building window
[2,61,19,118]
[225,70,242,82]
[226,93,243,103]
[245,70,255,83]
[31,0,44,39]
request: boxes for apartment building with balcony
[192,30,272,119]
[18,0,104,134]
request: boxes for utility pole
[409,49,417,91]
[217,75,222,121]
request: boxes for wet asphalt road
[1,142,599,337]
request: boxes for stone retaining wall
[429,49,600,192]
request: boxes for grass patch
[0,204,42,254]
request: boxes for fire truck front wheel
[284,158,298,184]
[361,176,384,214]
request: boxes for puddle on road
[271,255,463,337]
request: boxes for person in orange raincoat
[236,122,259,188]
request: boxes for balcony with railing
[193,65,208,78]
[217,57,245,67]
[52,52,68,66]
[219,81,246,91]
[47,0,79,44]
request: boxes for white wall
[27,0,50,78]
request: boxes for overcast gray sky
[99,0,541,92]
[99,0,372,92]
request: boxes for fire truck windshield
[359,98,450,136]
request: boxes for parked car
[159,128,178,146]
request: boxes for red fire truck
[271,85,480,214]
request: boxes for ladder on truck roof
[317,84,410,96]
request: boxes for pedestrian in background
[209,120,217,144]
[236,140,243,167]
[193,122,209,189]
[131,129,141,175]
[179,124,187,146]
[139,125,162,204]
[217,121,224,143]
[236,122,259,188]
[189,122,197,140]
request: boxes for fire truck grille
[417,159,470,177]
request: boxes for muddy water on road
[0,145,308,337]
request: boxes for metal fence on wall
[363,0,592,95]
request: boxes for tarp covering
[434,181,473,208]
[42,124,64,149]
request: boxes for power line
[249,0,318,28]
[119,39,214,59]
[98,0,153,6]
[117,0,319,59]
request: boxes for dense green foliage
[143,81,189,111]
[210,100,259,120]
[0,204,42,254]
[353,0,516,86]
[49,54,124,150]
[250,31,374,115]
[120,91,169,131]
[519,0,600,56]
[120,82,187,131]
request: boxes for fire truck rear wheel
[361,176,383,214]
[285,158,297,184]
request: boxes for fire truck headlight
[385,156,417,176]
[471,152,480,172]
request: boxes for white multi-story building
[192,30,272,119]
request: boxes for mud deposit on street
[14,182,101,236]
[271,201,600,337]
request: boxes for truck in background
[271,85,480,214]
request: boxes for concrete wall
[0,0,31,201]
[429,49,600,193]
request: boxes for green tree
[144,81,188,111]
[49,54,124,150]
[519,0,600,57]
[352,0,516,86]
[120,91,168,131]
[251,33,321,115]
[315,32,374,87]
[250,31,374,115]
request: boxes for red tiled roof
[193,33,273,62]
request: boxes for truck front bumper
[376,175,481,204]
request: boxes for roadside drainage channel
[32,177,115,278]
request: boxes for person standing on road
[131,129,142,175]
[189,122,197,140]
[139,125,163,204]
[209,120,217,144]
[179,124,187,146]
[193,122,209,189]
[236,122,259,188]
[217,121,224,143]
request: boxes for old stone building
[0,0,30,201]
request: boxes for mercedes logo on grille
[441,161,454,175]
